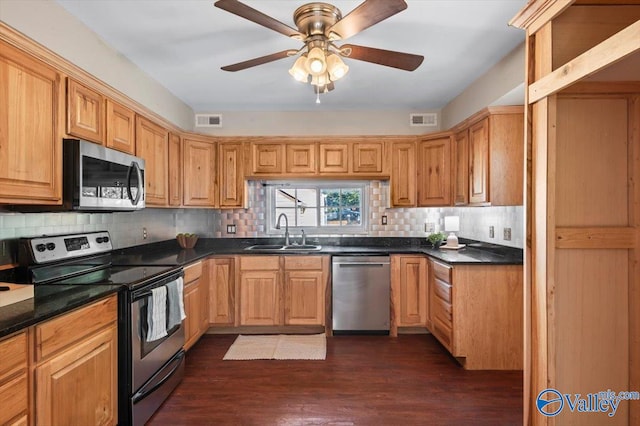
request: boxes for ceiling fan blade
[221,50,296,72]
[341,44,423,71]
[214,0,303,39]
[326,0,407,40]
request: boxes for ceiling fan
[214,0,424,96]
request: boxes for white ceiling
[55,0,527,112]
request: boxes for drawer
[184,261,203,283]
[240,255,280,271]
[284,256,324,270]
[432,261,452,283]
[433,278,452,304]
[432,296,452,326]
[431,315,453,352]
[0,372,28,425]
[0,331,27,380]
[36,294,117,361]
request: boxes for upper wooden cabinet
[390,140,417,207]
[468,118,489,205]
[285,143,317,174]
[136,116,169,206]
[105,99,136,154]
[417,135,452,207]
[454,129,469,205]
[183,135,217,207]
[318,142,349,174]
[168,133,182,207]
[251,143,283,175]
[0,41,63,205]
[352,142,384,174]
[66,78,105,144]
[219,142,245,208]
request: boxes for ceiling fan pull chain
[316,91,321,104]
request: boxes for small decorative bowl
[177,234,198,249]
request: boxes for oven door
[130,275,185,393]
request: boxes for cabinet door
[352,142,384,174]
[183,137,217,207]
[0,332,29,426]
[284,270,325,325]
[0,41,63,203]
[468,118,489,204]
[251,143,283,175]
[136,116,168,205]
[239,271,280,326]
[391,256,427,331]
[209,258,235,325]
[199,260,210,334]
[318,143,349,174]
[454,129,469,205]
[105,99,135,154]
[219,143,244,208]
[390,141,416,207]
[35,325,118,426]
[67,79,105,144]
[183,280,201,351]
[285,143,317,174]
[417,137,452,206]
[168,133,182,206]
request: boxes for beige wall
[0,0,195,130]
[441,43,525,129]
[196,110,441,136]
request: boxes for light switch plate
[381,216,387,225]
[489,226,495,238]
[227,224,237,234]
[503,227,511,241]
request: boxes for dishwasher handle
[336,263,389,267]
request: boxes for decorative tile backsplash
[1,182,523,263]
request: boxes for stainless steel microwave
[63,139,145,211]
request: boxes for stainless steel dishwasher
[332,256,391,334]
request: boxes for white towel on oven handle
[166,277,186,330]
[147,285,168,342]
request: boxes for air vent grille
[410,113,437,127]
[195,114,222,128]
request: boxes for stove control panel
[20,231,113,264]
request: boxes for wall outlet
[503,227,511,241]
[226,224,237,234]
[142,227,148,240]
[425,222,435,233]
[489,226,495,238]
[381,215,387,225]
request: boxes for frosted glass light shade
[444,216,460,232]
[326,53,349,81]
[288,56,309,82]
[306,47,326,75]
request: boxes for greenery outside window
[266,182,368,234]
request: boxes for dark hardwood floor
[149,334,522,425]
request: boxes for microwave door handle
[126,161,143,206]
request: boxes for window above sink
[265,181,368,235]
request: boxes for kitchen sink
[244,244,322,252]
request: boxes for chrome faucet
[275,213,290,246]
[301,229,306,245]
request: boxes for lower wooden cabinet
[0,331,29,426]
[34,295,118,425]
[427,260,523,370]
[237,255,329,328]
[183,260,209,351]
[391,255,428,336]
[209,257,235,326]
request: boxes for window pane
[295,188,317,207]
[322,207,340,225]
[340,189,361,206]
[275,189,296,208]
[321,189,340,207]
[297,207,318,227]
[340,207,361,225]
[274,209,295,227]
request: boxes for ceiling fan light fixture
[326,53,349,81]
[306,47,327,75]
[288,55,309,82]
[310,73,330,87]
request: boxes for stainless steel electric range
[16,231,185,426]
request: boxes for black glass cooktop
[52,265,178,287]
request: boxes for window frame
[265,181,369,235]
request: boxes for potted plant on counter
[427,232,446,249]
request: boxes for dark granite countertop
[112,237,523,266]
[0,284,121,339]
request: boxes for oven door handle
[132,350,185,404]
[126,161,143,206]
